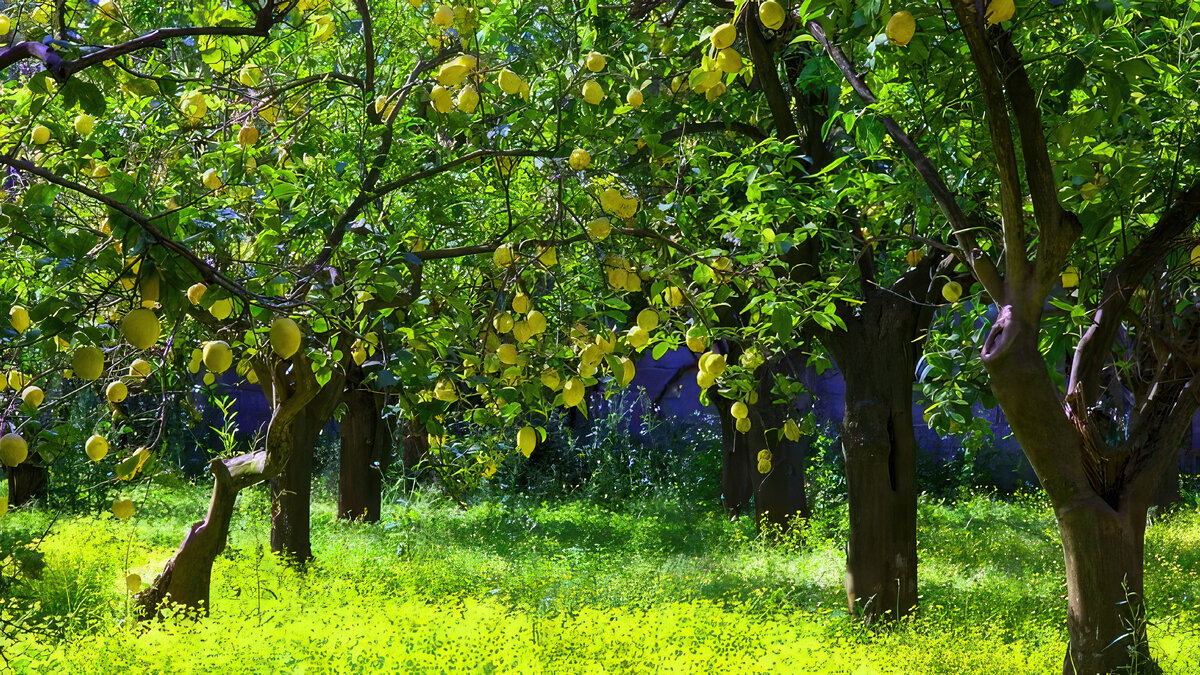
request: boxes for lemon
[97,0,119,18]
[209,298,233,320]
[497,69,524,95]
[759,0,786,29]
[517,426,537,457]
[456,85,479,113]
[129,359,153,379]
[906,249,923,267]
[187,283,207,305]
[494,244,515,268]
[126,573,142,593]
[636,308,660,331]
[615,196,639,220]
[541,368,561,390]
[73,346,104,380]
[1,434,28,467]
[238,124,259,147]
[584,51,607,72]
[696,370,715,389]
[886,11,916,46]
[351,341,368,365]
[203,341,233,373]
[685,329,707,353]
[496,343,517,365]
[493,312,515,334]
[757,458,771,473]
[587,217,611,239]
[699,351,726,376]
[783,419,801,442]
[512,293,531,314]
[432,4,454,26]
[1061,266,1079,289]
[122,308,160,349]
[582,81,604,105]
[203,372,216,385]
[537,246,557,267]
[269,317,302,358]
[111,498,134,520]
[986,0,1015,24]
[7,371,27,390]
[31,125,51,145]
[0,15,10,35]
[569,148,591,170]
[942,281,963,302]
[526,310,547,335]
[731,401,748,419]
[8,305,30,333]
[139,274,160,307]
[711,22,736,50]
[106,381,128,403]
[736,417,751,433]
[75,114,95,135]
[717,48,742,74]
[705,81,726,102]
[85,434,108,462]
[202,168,223,190]
[21,386,44,409]
[563,377,585,407]
[664,286,684,307]
[513,320,533,344]
[626,88,644,108]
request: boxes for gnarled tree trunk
[137,353,342,618]
[715,397,754,516]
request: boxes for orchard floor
[2,483,1199,674]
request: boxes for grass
[1,479,1198,674]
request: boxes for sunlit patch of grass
[2,489,1198,673]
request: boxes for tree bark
[6,452,47,507]
[748,403,812,529]
[715,398,754,516]
[338,385,388,522]
[269,413,322,563]
[833,336,920,625]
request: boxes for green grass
[2,482,1198,673]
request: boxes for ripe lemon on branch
[886,11,916,46]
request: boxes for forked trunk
[1057,501,1158,675]
[338,386,388,522]
[269,415,322,562]
[6,453,47,507]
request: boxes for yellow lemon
[129,359,153,379]
[75,114,95,135]
[585,51,606,72]
[717,48,742,74]
[202,168,223,190]
[0,433,28,467]
[906,249,924,267]
[517,426,536,457]
[696,370,715,389]
[1061,266,1080,289]
[126,573,142,593]
[886,11,916,46]
[73,346,104,380]
[494,244,515,268]
[540,368,561,390]
[759,0,786,30]
[587,217,611,239]
[731,401,748,419]
[238,124,259,147]
[569,148,591,170]
[784,419,801,442]
[563,377,585,407]
[497,69,524,95]
[21,386,44,409]
[209,298,233,320]
[106,381,128,403]
[31,125,51,145]
[636,308,659,331]
[986,0,1015,25]
[512,293,531,314]
[432,4,454,26]
[456,85,479,113]
[942,281,963,302]
[497,343,518,365]
[736,417,751,433]
[582,81,604,105]
[710,23,736,50]
[187,282,207,305]
[202,341,233,373]
[111,498,134,520]
[121,308,160,349]
[699,351,726,376]
[269,317,302,358]
[85,434,109,462]
[493,312,515,334]
[626,88,644,108]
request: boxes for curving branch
[809,21,1005,303]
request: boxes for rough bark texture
[747,397,812,529]
[268,414,322,562]
[826,295,924,624]
[6,453,47,507]
[338,384,389,522]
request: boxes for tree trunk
[6,453,47,508]
[715,398,753,516]
[269,414,322,563]
[1152,457,1180,511]
[400,417,428,470]
[825,285,932,625]
[338,385,387,522]
[1057,501,1158,675]
[748,370,812,530]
